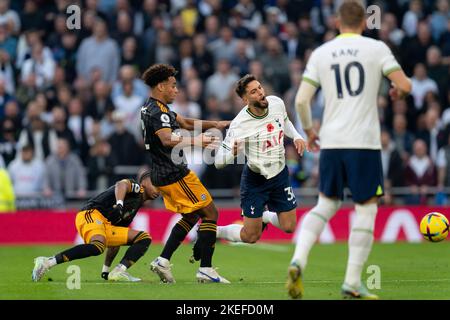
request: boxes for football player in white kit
[214,74,307,244]
[287,0,412,299]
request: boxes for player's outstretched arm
[387,69,412,101]
[176,114,230,131]
[156,128,216,148]
[295,81,320,152]
[101,246,120,280]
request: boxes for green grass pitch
[0,242,449,300]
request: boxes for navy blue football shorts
[240,165,297,218]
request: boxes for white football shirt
[303,33,401,150]
[215,95,301,179]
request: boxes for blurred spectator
[20,0,45,32]
[436,131,450,192]
[151,29,176,65]
[391,113,415,160]
[0,166,14,212]
[47,13,68,49]
[3,100,21,130]
[381,129,404,204]
[265,6,284,36]
[400,21,434,75]
[17,101,58,161]
[112,64,148,100]
[430,0,450,42]
[410,63,439,112]
[208,26,238,63]
[0,118,17,166]
[98,108,116,139]
[0,77,13,121]
[260,37,290,94]
[51,106,77,151]
[172,37,194,80]
[0,0,443,198]
[285,143,304,188]
[76,16,120,84]
[43,137,87,200]
[402,0,423,38]
[67,97,94,162]
[16,29,52,70]
[310,0,335,37]
[233,0,262,33]
[301,119,321,188]
[192,33,214,81]
[231,39,252,76]
[112,79,144,141]
[381,12,404,46]
[404,139,437,204]
[52,31,78,83]
[228,8,253,39]
[416,106,446,161]
[7,144,46,197]
[426,46,449,105]
[107,110,143,181]
[297,15,317,59]
[205,59,239,103]
[180,0,198,37]
[86,139,113,190]
[20,41,56,91]
[171,86,201,119]
[120,36,144,70]
[0,0,20,35]
[87,80,115,120]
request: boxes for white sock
[344,202,377,289]
[291,196,340,271]
[48,257,57,267]
[291,212,327,271]
[262,211,281,229]
[217,224,243,242]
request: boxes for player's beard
[253,97,268,109]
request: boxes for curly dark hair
[142,64,178,88]
[235,74,257,98]
[138,170,151,183]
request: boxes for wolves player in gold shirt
[141,64,230,284]
[32,172,159,282]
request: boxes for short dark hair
[338,0,366,28]
[235,74,257,98]
[142,64,177,88]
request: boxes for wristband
[116,200,124,207]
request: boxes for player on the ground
[32,172,159,282]
[213,74,307,245]
[286,0,412,299]
[140,63,230,284]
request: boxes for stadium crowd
[0,0,448,207]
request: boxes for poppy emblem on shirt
[267,123,274,132]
